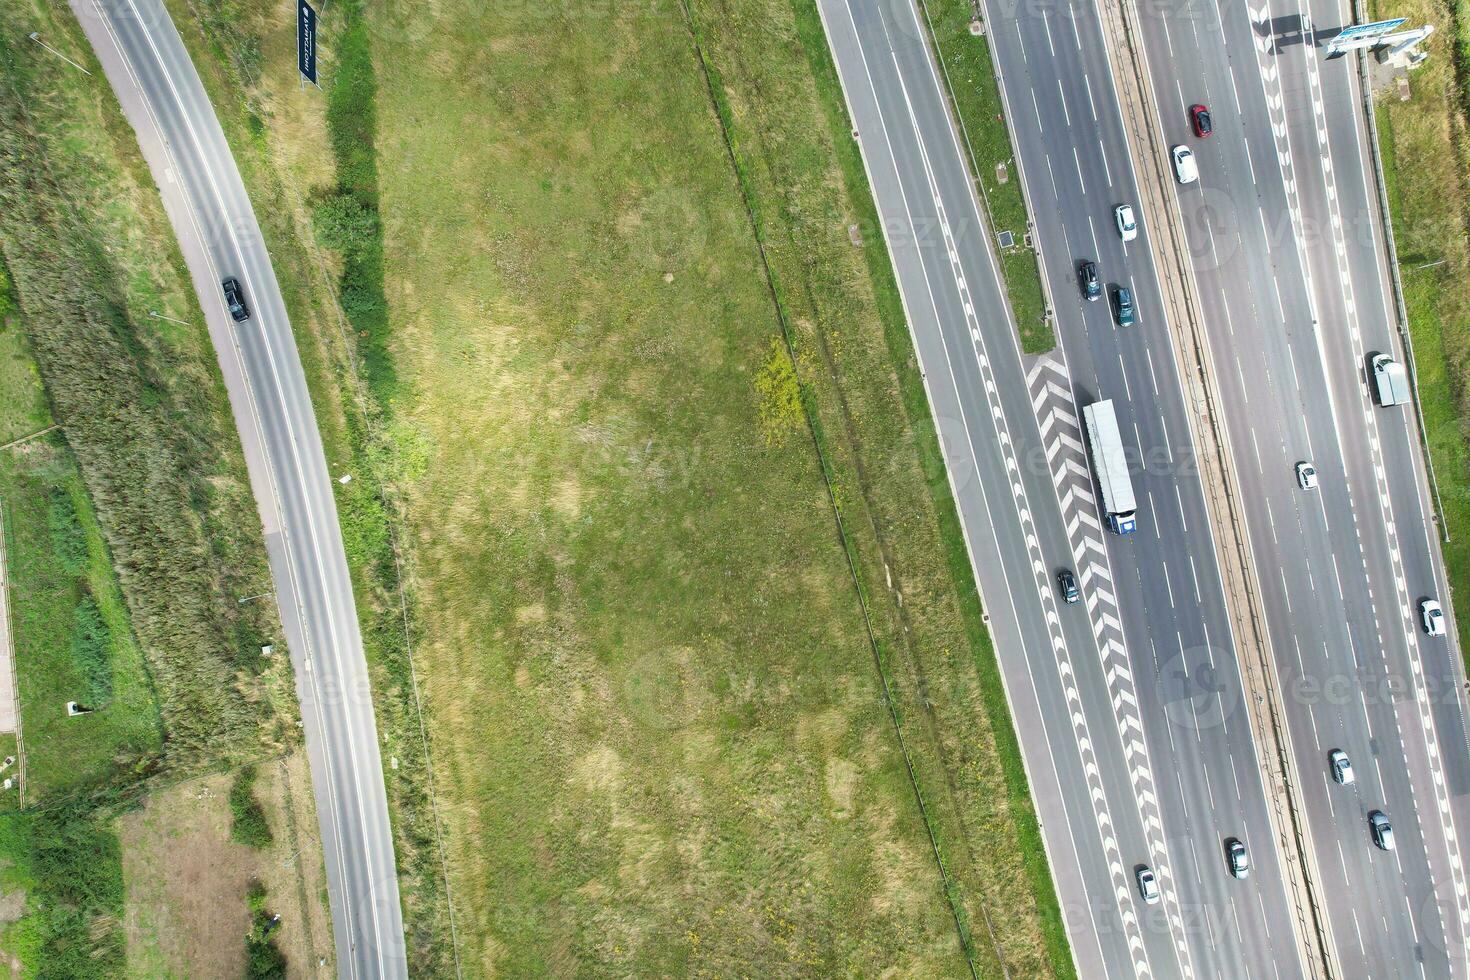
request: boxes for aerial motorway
[72,0,408,975]
[820,0,1470,976]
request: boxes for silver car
[1369,810,1395,851]
[1225,838,1249,879]
[1329,749,1354,785]
[1136,865,1160,904]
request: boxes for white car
[1329,749,1355,785]
[1421,598,1447,636]
[1136,865,1160,904]
[1171,145,1199,184]
[1115,204,1138,242]
[1296,461,1318,490]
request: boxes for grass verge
[688,0,1071,972]
[918,0,1053,353]
[1372,0,1470,659]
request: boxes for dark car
[1057,568,1079,604]
[222,277,250,322]
[1190,103,1213,138]
[1112,285,1135,327]
[1225,837,1249,879]
[1079,260,1101,302]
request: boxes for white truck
[1083,400,1138,535]
[1371,353,1410,407]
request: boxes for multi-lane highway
[975,0,1314,973]
[819,0,1309,975]
[71,0,408,976]
[826,0,1470,974]
[1125,0,1470,974]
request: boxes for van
[1370,353,1409,407]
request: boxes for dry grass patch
[117,752,333,979]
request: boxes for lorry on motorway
[1083,399,1138,534]
[1370,353,1409,407]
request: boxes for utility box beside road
[1083,399,1138,534]
[1371,353,1410,407]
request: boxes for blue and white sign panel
[1334,18,1406,44]
[297,0,318,84]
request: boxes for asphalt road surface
[975,0,1312,974]
[820,0,1306,975]
[1130,0,1470,973]
[71,1,408,976]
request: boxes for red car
[1190,104,1212,138]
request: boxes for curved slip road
[70,0,408,975]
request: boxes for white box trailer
[1083,399,1138,535]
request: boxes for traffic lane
[876,10,1192,971]
[1128,0,1440,969]
[1267,20,1469,966]
[817,3,1164,973]
[989,5,1299,973]
[1308,19,1470,797]
[89,1,406,973]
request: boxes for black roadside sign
[297,0,317,84]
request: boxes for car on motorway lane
[1225,838,1249,879]
[1171,145,1198,184]
[1369,810,1395,850]
[1136,865,1160,904]
[1189,103,1212,137]
[1112,286,1135,327]
[222,276,250,322]
[1057,568,1079,604]
[1329,749,1355,785]
[1079,260,1101,301]
[1296,461,1318,490]
[1422,598,1447,636]
[1114,204,1138,242]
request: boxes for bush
[228,766,272,849]
[245,879,287,980]
[69,593,113,706]
[311,190,379,263]
[4,807,126,979]
[46,487,89,576]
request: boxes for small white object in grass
[262,644,274,658]
[339,473,352,485]
[391,756,399,770]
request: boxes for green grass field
[151,0,1069,971]
[369,3,976,971]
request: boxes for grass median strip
[918,0,1054,354]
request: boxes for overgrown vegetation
[0,806,126,979]
[230,765,274,849]
[245,879,288,979]
[918,0,1053,353]
[0,23,284,771]
[1373,0,1470,657]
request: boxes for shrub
[245,879,287,980]
[228,766,272,849]
[69,593,113,706]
